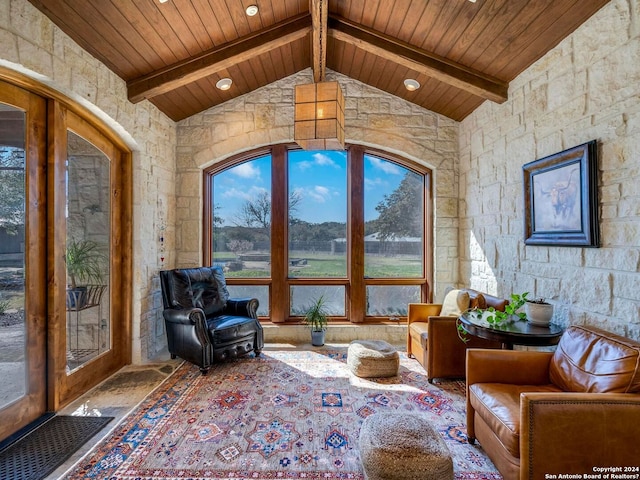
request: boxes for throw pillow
[470,293,487,310]
[440,289,470,316]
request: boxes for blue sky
[213,151,406,225]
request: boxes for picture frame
[523,140,599,247]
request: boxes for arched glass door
[0,81,47,440]
[0,74,132,439]
[49,105,131,409]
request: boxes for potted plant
[524,297,554,326]
[304,295,329,346]
[65,239,106,309]
[457,292,529,342]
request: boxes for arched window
[204,144,432,323]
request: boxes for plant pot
[525,301,554,326]
[66,286,88,310]
[311,329,326,346]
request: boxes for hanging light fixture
[294,81,345,150]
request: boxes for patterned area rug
[64,348,501,479]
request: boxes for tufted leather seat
[466,325,640,480]
[160,266,263,373]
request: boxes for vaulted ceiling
[28,0,610,122]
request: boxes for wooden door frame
[0,81,48,440]
[48,104,133,410]
[1,67,132,414]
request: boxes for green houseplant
[457,292,530,342]
[304,295,329,346]
[65,239,106,309]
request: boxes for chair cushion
[165,266,230,316]
[440,289,470,316]
[409,321,429,346]
[550,325,640,393]
[469,383,562,458]
[208,315,258,344]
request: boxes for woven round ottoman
[347,340,399,378]
[359,412,453,480]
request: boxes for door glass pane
[0,105,26,408]
[288,150,347,278]
[364,155,424,278]
[212,156,271,278]
[66,131,110,373]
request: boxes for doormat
[0,415,113,480]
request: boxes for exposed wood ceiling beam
[310,0,328,82]
[127,11,508,106]
[328,15,508,104]
[127,14,312,103]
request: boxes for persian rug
[63,348,501,479]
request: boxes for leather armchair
[160,266,264,374]
[407,288,502,382]
[466,325,640,480]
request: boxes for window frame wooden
[203,143,432,324]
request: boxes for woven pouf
[359,412,453,480]
[347,340,399,378]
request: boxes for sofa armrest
[521,392,640,478]
[224,297,259,318]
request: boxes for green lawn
[219,251,422,278]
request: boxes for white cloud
[364,177,385,190]
[297,160,313,171]
[296,153,343,171]
[229,162,261,178]
[308,185,331,203]
[222,186,268,200]
[312,153,338,167]
[368,157,402,175]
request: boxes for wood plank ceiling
[27,0,610,122]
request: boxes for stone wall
[0,0,177,362]
[176,69,460,302]
[459,0,640,339]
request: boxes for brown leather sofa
[407,288,503,382]
[466,325,640,480]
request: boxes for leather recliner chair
[407,288,503,382]
[466,325,640,480]
[160,266,264,374]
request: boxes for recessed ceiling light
[404,79,420,91]
[216,78,233,91]
[159,0,169,3]
[246,5,259,16]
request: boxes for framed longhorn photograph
[523,140,599,247]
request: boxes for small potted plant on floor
[304,295,329,346]
[524,297,554,326]
[65,239,106,310]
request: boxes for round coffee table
[457,312,564,349]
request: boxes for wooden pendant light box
[294,81,345,150]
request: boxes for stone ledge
[262,324,407,347]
